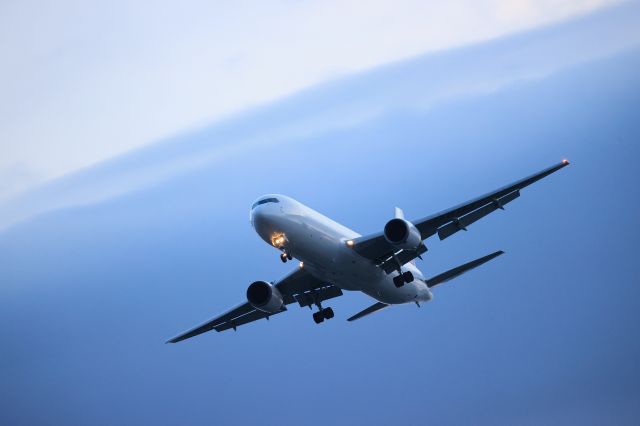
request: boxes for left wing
[352,160,569,271]
[166,268,341,343]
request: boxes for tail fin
[394,207,404,219]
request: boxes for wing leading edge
[351,160,569,269]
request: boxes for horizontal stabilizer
[426,250,504,288]
[347,302,389,321]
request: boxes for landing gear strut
[393,271,414,288]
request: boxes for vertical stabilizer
[394,207,404,219]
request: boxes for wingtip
[561,158,570,165]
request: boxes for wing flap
[167,268,336,342]
[437,190,520,240]
[351,161,568,268]
[379,244,428,274]
[417,161,569,239]
[166,302,254,343]
[294,286,343,308]
[214,308,286,332]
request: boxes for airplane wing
[351,160,569,271]
[166,268,341,343]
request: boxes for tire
[313,312,324,324]
[323,307,334,319]
[403,271,414,283]
[393,275,404,288]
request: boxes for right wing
[166,268,341,343]
[351,160,569,271]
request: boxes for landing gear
[312,307,334,323]
[323,307,334,319]
[311,295,334,324]
[279,251,293,263]
[393,271,415,288]
[393,275,404,288]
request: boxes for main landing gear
[312,307,334,324]
[280,252,293,263]
[393,271,414,288]
[311,298,334,324]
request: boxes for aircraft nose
[250,206,269,231]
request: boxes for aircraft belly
[281,212,430,302]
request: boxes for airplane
[167,160,569,343]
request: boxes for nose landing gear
[279,251,293,263]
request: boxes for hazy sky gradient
[1,3,639,425]
[0,0,620,199]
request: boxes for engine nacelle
[246,281,285,313]
[384,218,422,250]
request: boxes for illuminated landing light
[299,261,304,269]
[562,158,570,165]
[271,233,287,248]
[346,240,354,248]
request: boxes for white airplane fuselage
[250,194,433,305]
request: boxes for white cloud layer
[0,0,619,199]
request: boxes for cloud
[0,0,620,200]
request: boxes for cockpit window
[251,197,280,209]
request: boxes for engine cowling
[384,218,421,250]
[246,281,284,313]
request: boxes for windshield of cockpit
[251,197,279,210]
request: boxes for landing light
[271,233,287,247]
[346,240,354,248]
[562,158,570,165]
[299,261,304,269]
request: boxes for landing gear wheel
[403,271,414,283]
[313,311,324,324]
[280,253,287,263]
[286,252,292,260]
[323,307,334,319]
[393,275,405,288]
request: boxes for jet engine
[246,281,285,313]
[384,218,422,250]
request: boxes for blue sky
[0,0,623,200]
[1,2,640,425]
